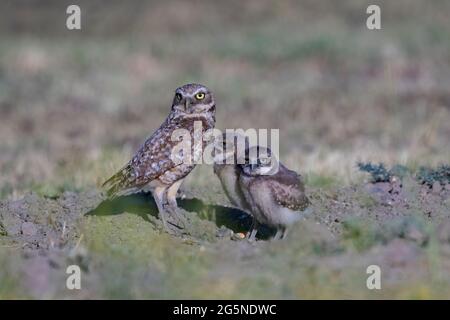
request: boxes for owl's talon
[165,205,188,230]
[159,212,176,234]
[246,229,258,241]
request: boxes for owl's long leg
[273,227,289,240]
[246,218,259,241]
[166,179,183,208]
[281,227,288,239]
[273,229,284,240]
[166,179,187,228]
[153,186,170,232]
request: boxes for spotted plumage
[238,147,311,240]
[103,83,216,232]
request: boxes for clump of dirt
[0,190,100,251]
[416,165,450,187]
[0,190,103,298]
[358,162,410,183]
[358,162,450,189]
[318,175,449,227]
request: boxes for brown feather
[102,112,214,198]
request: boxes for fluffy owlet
[237,147,311,240]
[102,83,216,232]
[213,132,251,212]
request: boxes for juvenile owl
[213,132,250,212]
[103,83,216,232]
[213,133,271,239]
[238,147,311,240]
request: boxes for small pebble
[236,232,246,239]
[21,222,37,236]
[432,181,442,194]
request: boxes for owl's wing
[268,173,310,211]
[102,119,182,198]
[102,115,213,198]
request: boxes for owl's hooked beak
[184,98,191,111]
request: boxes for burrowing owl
[213,132,250,212]
[238,146,311,240]
[103,83,216,232]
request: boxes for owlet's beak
[250,162,258,171]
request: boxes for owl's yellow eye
[195,92,205,100]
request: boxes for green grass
[305,173,339,189]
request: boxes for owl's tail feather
[101,165,132,199]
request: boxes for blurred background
[1,0,450,300]
[1,0,449,198]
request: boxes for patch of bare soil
[0,191,99,250]
[0,178,449,298]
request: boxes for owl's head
[172,83,215,114]
[213,132,249,166]
[239,146,280,176]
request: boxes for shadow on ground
[85,193,277,237]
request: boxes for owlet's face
[240,146,279,176]
[172,83,215,114]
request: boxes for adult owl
[103,83,216,232]
[238,146,311,240]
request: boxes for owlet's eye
[175,93,183,101]
[195,92,205,100]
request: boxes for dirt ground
[1,1,450,299]
[1,177,449,299]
